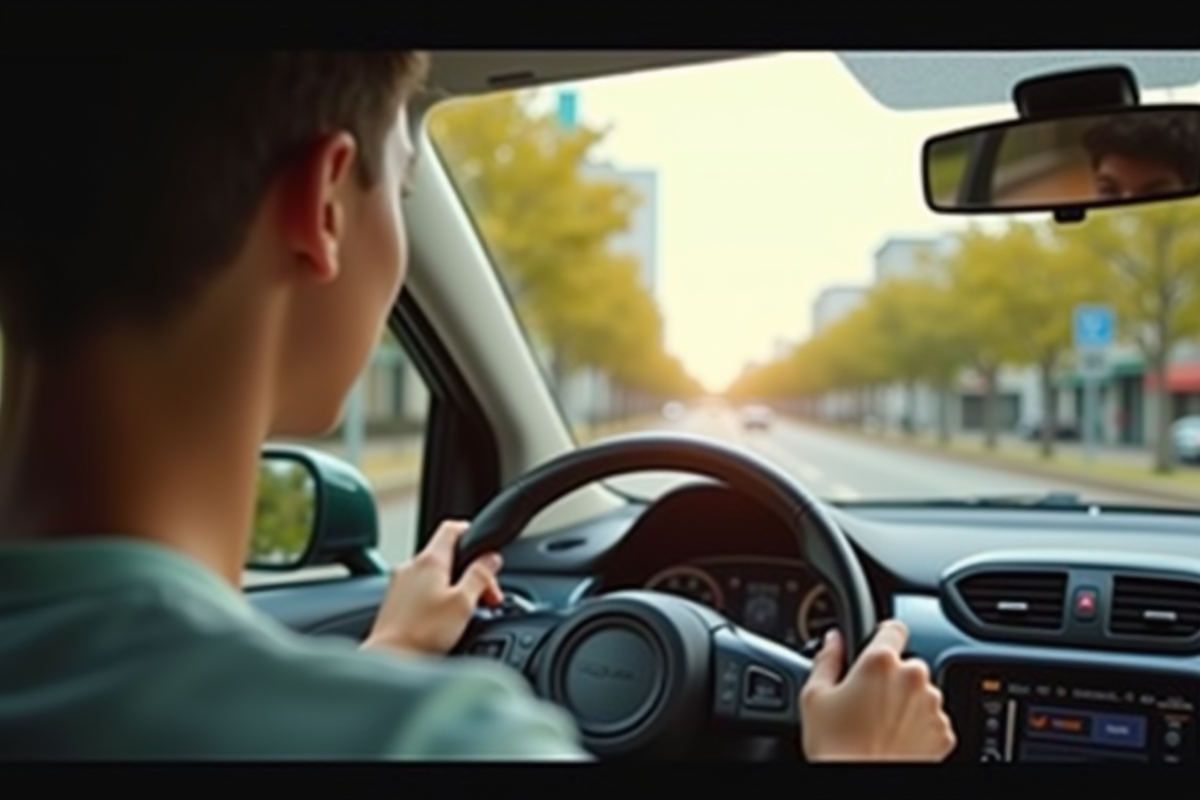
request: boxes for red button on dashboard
[1073,588,1098,619]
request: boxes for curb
[799,421,1199,506]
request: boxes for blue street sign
[556,90,577,129]
[1073,304,1115,350]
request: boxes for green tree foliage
[940,226,1028,449]
[1055,200,1200,472]
[428,92,700,403]
[727,199,1200,471]
[867,273,973,441]
[248,460,316,566]
[943,222,1111,455]
[729,269,971,436]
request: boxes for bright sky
[527,53,1200,391]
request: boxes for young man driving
[0,52,955,760]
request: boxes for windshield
[427,52,1200,511]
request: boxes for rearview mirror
[923,105,1200,216]
[247,446,384,575]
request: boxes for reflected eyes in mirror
[1093,155,1186,200]
[923,104,1200,215]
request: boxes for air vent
[1110,576,1200,638]
[955,570,1067,630]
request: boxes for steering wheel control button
[1072,587,1099,620]
[743,665,787,711]
[468,636,510,660]
[505,626,549,672]
[712,651,744,717]
[560,625,664,735]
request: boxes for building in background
[811,286,867,334]
[873,234,956,282]
[583,162,659,295]
[562,90,660,296]
[558,90,662,425]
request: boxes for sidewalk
[954,431,1153,470]
[822,422,1200,504]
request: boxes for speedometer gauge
[645,565,725,610]
[797,585,838,642]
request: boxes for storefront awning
[1056,355,1145,388]
[1145,362,1200,394]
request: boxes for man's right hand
[799,620,956,761]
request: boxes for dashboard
[643,558,836,652]
[489,481,1200,764]
[251,478,1200,764]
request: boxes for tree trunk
[550,351,569,397]
[903,381,916,437]
[1038,359,1057,460]
[1151,349,1174,474]
[982,366,999,450]
[936,379,952,445]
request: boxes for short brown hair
[0,52,429,354]
[1081,111,1200,184]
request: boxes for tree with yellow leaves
[1054,200,1200,472]
[941,222,1111,457]
[428,90,699,405]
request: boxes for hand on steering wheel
[361,433,952,761]
[447,433,885,758]
[801,622,956,761]
[362,521,505,656]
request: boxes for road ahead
[658,410,1173,504]
[246,409,1190,586]
[376,409,1186,561]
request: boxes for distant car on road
[661,401,685,422]
[1171,415,1200,464]
[740,404,772,431]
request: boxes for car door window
[243,329,429,588]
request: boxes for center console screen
[941,661,1197,763]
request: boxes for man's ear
[276,132,359,284]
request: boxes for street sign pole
[1072,304,1115,467]
[1082,368,1098,464]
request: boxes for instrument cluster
[644,556,836,652]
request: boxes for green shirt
[0,537,589,760]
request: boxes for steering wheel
[452,432,876,759]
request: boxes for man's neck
[0,327,272,587]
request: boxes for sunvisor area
[837,51,1200,110]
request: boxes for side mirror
[247,445,387,576]
[923,104,1200,218]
